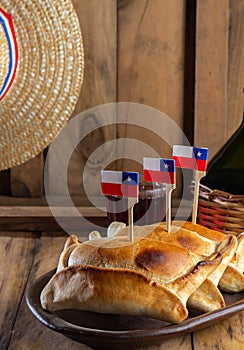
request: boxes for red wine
[106,182,166,226]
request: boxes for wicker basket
[197,184,244,235]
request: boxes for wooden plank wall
[194,0,244,158]
[47,0,117,198]
[228,0,244,132]
[0,0,243,202]
[117,0,185,172]
[194,0,229,158]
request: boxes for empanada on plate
[112,222,237,312]
[219,232,244,292]
[174,221,244,293]
[41,224,234,323]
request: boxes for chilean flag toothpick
[101,170,139,241]
[172,145,208,171]
[143,158,176,184]
[143,158,176,233]
[173,145,209,225]
[101,170,139,198]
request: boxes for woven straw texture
[0,0,84,170]
[198,184,244,236]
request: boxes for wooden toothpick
[127,197,138,241]
[192,170,205,224]
[165,183,176,233]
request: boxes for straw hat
[0,0,84,170]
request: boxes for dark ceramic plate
[26,269,244,350]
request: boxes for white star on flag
[197,151,202,158]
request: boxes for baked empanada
[41,223,235,323]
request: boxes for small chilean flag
[173,145,208,171]
[0,8,18,100]
[101,170,139,198]
[143,158,176,184]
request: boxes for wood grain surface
[0,232,38,349]
[194,0,244,158]
[46,0,117,198]
[227,0,244,135]
[194,0,229,159]
[0,0,243,199]
[10,153,44,197]
[193,312,244,349]
[117,0,185,166]
[0,206,107,232]
[1,230,244,350]
[0,199,192,231]
[0,2,244,347]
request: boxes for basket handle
[203,187,244,203]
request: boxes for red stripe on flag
[101,183,123,197]
[101,182,138,198]
[196,159,207,171]
[173,156,196,170]
[173,156,207,171]
[144,169,175,184]
[121,184,138,198]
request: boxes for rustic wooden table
[1,228,244,350]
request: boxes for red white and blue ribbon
[0,7,18,100]
[173,145,208,171]
[101,170,139,199]
[143,157,176,184]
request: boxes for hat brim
[0,0,84,170]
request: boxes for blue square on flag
[193,147,208,161]
[122,171,139,185]
[160,159,175,173]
